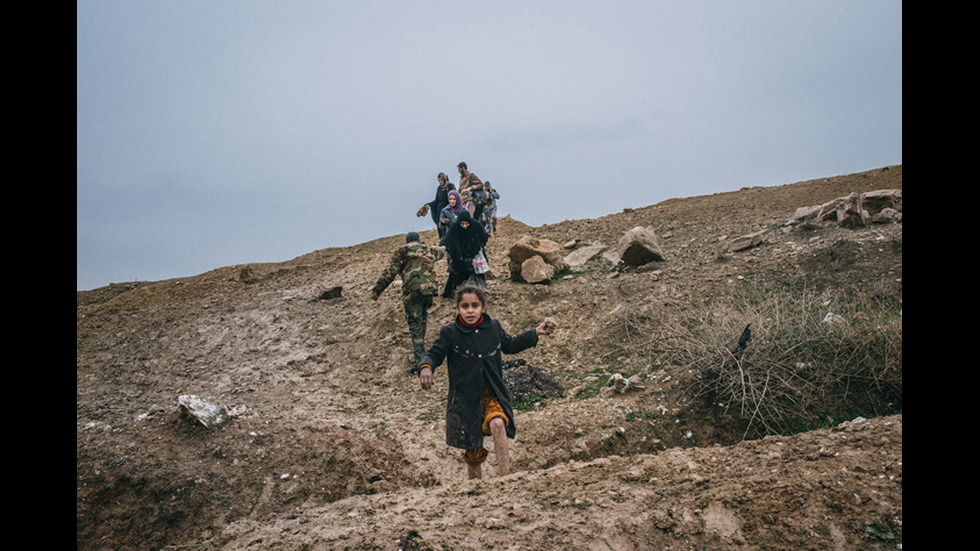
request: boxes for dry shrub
[610,284,902,440]
[689,286,901,438]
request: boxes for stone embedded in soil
[177,394,229,428]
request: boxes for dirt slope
[77,165,902,550]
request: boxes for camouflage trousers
[403,293,434,364]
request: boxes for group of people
[420,162,500,242]
[416,162,500,297]
[369,161,556,481]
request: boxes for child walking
[418,285,556,479]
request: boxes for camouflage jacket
[372,241,445,299]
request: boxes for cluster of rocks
[506,236,569,283]
[506,226,667,283]
[786,189,902,228]
[505,189,902,284]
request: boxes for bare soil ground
[77,165,902,550]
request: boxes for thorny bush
[609,283,902,439]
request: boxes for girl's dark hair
[454,284,487,306]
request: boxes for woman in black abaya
[440,210,490,297]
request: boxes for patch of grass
[559,365,614,401]
[416,407,442,424]
[512,393,543,412]
[551,266,575,280]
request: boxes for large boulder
[860,189,902,216]
[563,242,607,271]
[521,255,555,283]
[616,226,665,266]
[818,193,866,228]
[508,236,566,282]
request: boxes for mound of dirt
[77,165,902,550]
[77,412,435,549]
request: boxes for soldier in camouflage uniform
[371,232,446,372]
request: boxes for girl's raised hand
[536,317,557,335]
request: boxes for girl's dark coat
[419,313,538,450]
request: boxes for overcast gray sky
[77,1,902,291]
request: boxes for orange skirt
[463,380,510,465]
[480,380,509,435]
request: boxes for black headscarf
[442,210,488,269]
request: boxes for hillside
[77,165,902,550]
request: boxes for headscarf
[446,190,465,215]
[443,210,488,269]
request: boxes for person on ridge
[479,180,500,237]
[417,172,456,239]
[456,162,485,217]
[439,189,465,237]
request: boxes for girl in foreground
[417,285,556,479]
